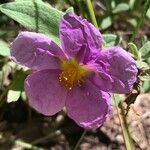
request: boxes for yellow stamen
[59,59,88,90]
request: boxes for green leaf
[10,69,27,91]
[7,69,27,103]
[146,8,150,19]
[129,0,136,9]
[99,16,112,30]
[139,41,150,60]
[113,3,130,14]
[127,18,137,27]
[128,42,141,60]
[111,94,121,107]
[65,7,74,13]
[0,1,64,44]
[102,34,121,47]
[0,40,10,56]
[21,91,27,101]
[7,90,21,103]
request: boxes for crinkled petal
[60,13,102,63]
[87,63,113,91]
[95,47,138,93]
[11,32,66,71]
[66,80,110,129]
[24,70,67,115]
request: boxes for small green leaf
[99,16,112,30]
[127,18,137,27]
[7,69,27,103]
[128,42,141,60]
[146,8,150,19]
[7,90,21,103]
[0,1,64,44]
[102,34,121,47]
[21,91,27,101]
[10,69,27,91]
[111,94,121,107]
[129,0,136,9]
[0,40,10,56]
[139,41,150,60]
[113,3,129,14]
[65,7,74,13]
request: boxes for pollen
[59,59,88,90]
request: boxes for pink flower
[11,14,137,128]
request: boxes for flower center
[59,59,87,90]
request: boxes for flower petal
[66,80,110,129]
[11,32,66,71]
[95,47,138,93]
[25,70,67,115]
[60,13,102,63]
[87,63,113,91]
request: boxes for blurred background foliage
[0,0,149,149]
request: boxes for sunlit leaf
[146,8,150,19]
[129,0,136,8]
[65,7,74,13]
[127,18,137,27]
[102,34,121,47]
[0,40,10,56]
[111,94,121,107]
[7,69,27,103]
[99,16,112,30]
[128,42,141,60]
[7,90,21,103]
[0,1,64,44]
[113,3,129,14]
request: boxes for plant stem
[85,0,98,28]
[73,129,87,150]
[32,130,61,145]
[113,95,134,150]
[75,0,86,18]
[105,0,112,13]
[130,0,150,42]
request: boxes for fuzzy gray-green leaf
[0,1,64,44]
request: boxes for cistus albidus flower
[10,13,138,129]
